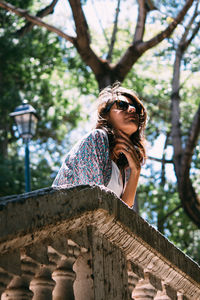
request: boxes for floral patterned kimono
[52,129,130,198]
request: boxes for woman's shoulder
[87,128,108,139]
[68,129,108,156]
[81,128,108,145]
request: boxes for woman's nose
[128,105,136,113]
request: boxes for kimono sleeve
[52,129,112,187]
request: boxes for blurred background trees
[0,0,199,262]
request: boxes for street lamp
[10,101,38,193]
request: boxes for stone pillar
[0,269,13,298]
[154,283,177,300]
[30,266,55,300]
[177,292,188,300]
[51,239,83,300]
[52,258,75,300]
[131,272,157,300]
[73,253,94,300]
[127,261,139,297]
[21,252,40,284]
[2,276,33,300]
[90,229,129,300]
[128,271,139,295]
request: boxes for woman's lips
[126,115,139,123]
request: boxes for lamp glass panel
[14,113,32,139]
[14,115,23,136]
[30,113,38,136]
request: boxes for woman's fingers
[113,142,140,169]
[115,138,133,150]
[113,133,141,169]
[115,139,137,157]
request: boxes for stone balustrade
[0,185,199,299]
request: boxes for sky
[51,0,138,35]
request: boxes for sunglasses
[106,100,142,114]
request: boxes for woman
[52,82,147,208]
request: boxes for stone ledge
[0,185,200,299]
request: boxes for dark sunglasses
[106,100,142,114]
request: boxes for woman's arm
[52,129,111,187]
[121,168,140,207]
[113,132,141,207]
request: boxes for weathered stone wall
[0,185,199,299]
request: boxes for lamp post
[10,101,38,193]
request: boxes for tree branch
[168,2,200,227]
[171,8,200,179]
[0,0,75,43]
[134,0,147,43]
[158,204,182,232]
[0,0,105,76]
[113,0,194,81]
[171,6,200,93]
[179,0,199,45]
[68,0,90,46]
[67,0,107,77]
[183,19,200,51]
[147,156,173,164]
[138,0,194,53]
[181,5,200,161]
[145,0,157,11]
[182,104,200,175]
[16,0,59,37]
[106,0,121,62]
[161,132,170,186]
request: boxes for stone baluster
[51,239,81,300]
[20,252,40,284]
[127,261,140,298]
[30,266,55,300]
[154,283,177,300]
[2,249,41,300]
[0,268,13,298]
[128,272,139,294]
[47,246,60,271]
[52,258,76,300]
[2,276,33,300]
[73,252,94,300]
[131,272,157,300]
[1,249,39,299]
[177,292,188,300]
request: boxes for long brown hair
[95,82,147,169]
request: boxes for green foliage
[0,153,25,196]
[0,145,54,196]
[62,45,98,96]
[0,2,84,195]
[138,166,200,264]
[154,0,190,18]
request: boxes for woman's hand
[113,131,141,208]
[113,131,141,172]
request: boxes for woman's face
[108,95,139,136]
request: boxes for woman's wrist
[130,166,141,176]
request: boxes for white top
[107,161,124,198]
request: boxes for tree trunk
[171,16,200,227]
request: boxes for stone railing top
[0,185,200,298]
